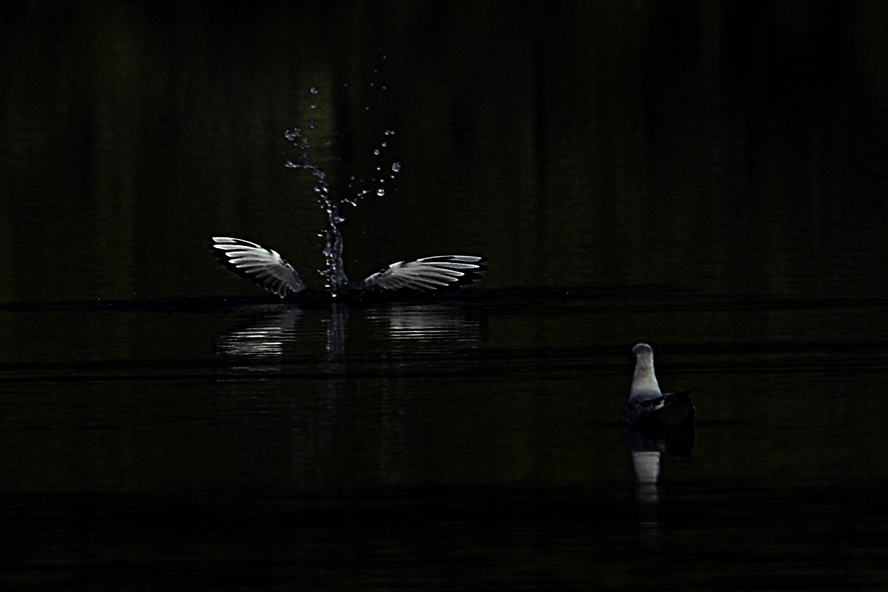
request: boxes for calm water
[4,2,888,589]
[2,294,888,589]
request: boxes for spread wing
[208,236,305,298]
[357,255,487,293]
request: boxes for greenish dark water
[2,295,888,589]
[3,2,888,589]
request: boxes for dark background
[3,1,888,302]
[4,3,888,589]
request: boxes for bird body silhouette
[622,343,695,426]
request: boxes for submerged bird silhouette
[622,343,695,426]
[208,236,487,298]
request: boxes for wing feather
[358,255,487,293]
[208,236,305,298]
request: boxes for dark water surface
[4,2,888,589]
[2,294,888,590]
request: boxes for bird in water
[622,343,695,426]
[208,236,487,298]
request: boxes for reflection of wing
[216,309,302,360]
[367,303,483,344]
[209,237,305,298]
[358,255,487,292]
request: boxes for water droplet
[310,87,319,95]
[373,149,380,156]
[377,188,385,196]
[284,161,298,168]
[385,130,396,136]
[391,162,401,172]
[381,142,387,148]
[311,101,318,110]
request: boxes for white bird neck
[631,350,661,397]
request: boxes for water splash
[284,93,401,297]
[284,126,349,294]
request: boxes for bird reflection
[214,302,482,364]
[366,303,483,345]
[623,423,696,499]
[622,422,696,546]
[212,302,483,487]
[215,308,303,364]
[620,343,696,546]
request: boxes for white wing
[208,236,305,298]
[358,255,487,292]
